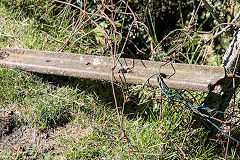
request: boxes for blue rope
[156,73,240,144]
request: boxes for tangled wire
[157,73,240,144]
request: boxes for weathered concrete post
[204,29,240,112]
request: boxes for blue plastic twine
[156,73,240,144]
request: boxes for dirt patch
[0,111,57,159]
[0,125,58,159]
[0,111,21,138]
[53,121,92,143]
[0,111,91,159]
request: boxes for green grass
[0,0,103,55]
[0,1,239,159]
[0,65,223,159]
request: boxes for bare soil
[0,111,91,159]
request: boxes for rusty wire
[47,0,148,157]
[43,0,240,158]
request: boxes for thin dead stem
[0,34,29,49]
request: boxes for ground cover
[0,1,240,159]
